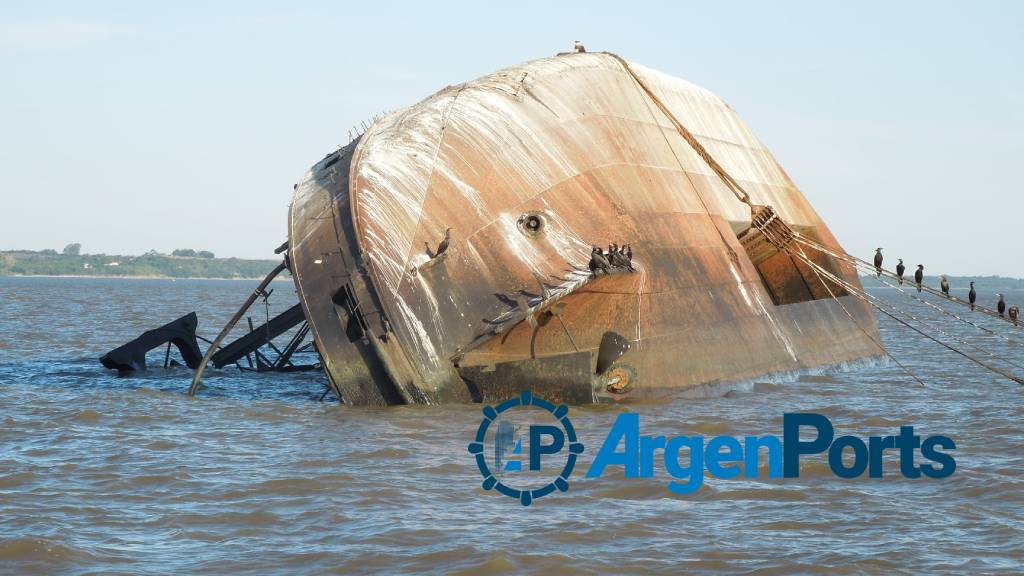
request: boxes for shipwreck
[268,50,883,405]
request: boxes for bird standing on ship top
[589,246,611,276]
[914,265,924,292]
[873,248,883,277]
[607,243,620,265]
[896,259,905,284]
[997,294,1006,316]
[426,227,452,259]
[532,272,552,301]
[573,40,586,53]
[940,275,950,297]
[436,228,452,255]
[969,281,977,310]
[609,243,634,272]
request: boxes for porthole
[516,211,547,238]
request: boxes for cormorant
[589,247,611,276]
[625,244,633,262]
[426,227,452,258]
[968,281,976,310]
[436,228,452,255]
[516,294,536,328]
[998,294,1006,316]
[533,272,552,300]
[940,275,950,297]
[896,259,905,284]
[1010,306,1020,325]
[608,243,620,265]
[609,245,633,271]
[914,265,924,292]
[620,252,636,272]
[873,248,883,277]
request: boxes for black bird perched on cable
[589,246,611,276]
[968,281,977,310]
[896,259,905,284]
[914,265,924,292]
[998,294,1006,316]
[940,275,950,298]
[873,248,883,277]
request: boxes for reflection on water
[0,277,1022,574]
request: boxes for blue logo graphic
[467,391,585,506]
[469,399,956,502]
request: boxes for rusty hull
[288,52,880,405]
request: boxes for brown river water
[0,277,1021,574]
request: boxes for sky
[1,1,1022,275]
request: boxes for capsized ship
[287,51,880,406]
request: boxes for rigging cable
[756,224,926,386]
[778,240,1024,386]
[792,232,1021,328]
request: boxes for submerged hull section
[289,52,880,405]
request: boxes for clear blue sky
[2,1,1021,275]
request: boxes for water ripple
[0,277,1021,574]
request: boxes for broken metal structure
[100,312,204,373]
[101,276,319,380]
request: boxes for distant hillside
[0,250,286,279]
[860,274,1024,291]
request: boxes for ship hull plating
[288,53,880,405]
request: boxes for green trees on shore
[0,249,284,279]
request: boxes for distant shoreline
[1,250,285,280]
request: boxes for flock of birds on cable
[873,248,1019,323]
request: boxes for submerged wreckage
[106,51,888,404]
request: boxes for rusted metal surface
[457,351,595,405]
[288,52,880,405]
